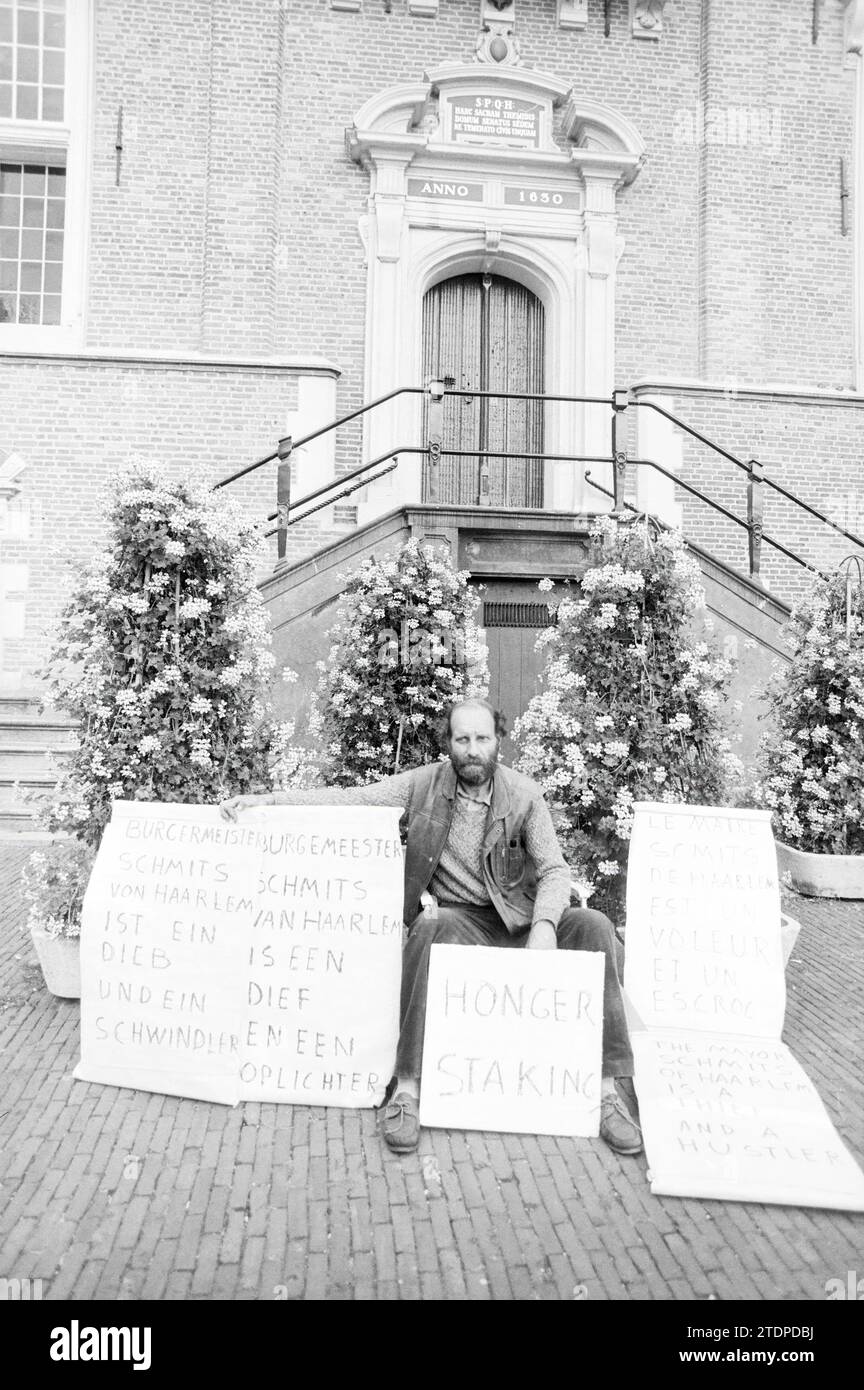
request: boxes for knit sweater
[270,765,572,928]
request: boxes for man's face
[448,706,499,787]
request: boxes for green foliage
[35,461,274,848]
[753,569,864,854]
[513,517,736,919]
[271,539,489,788]
[21,839,95,941]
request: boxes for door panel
[476,580,556,759]
[422,274,544,507]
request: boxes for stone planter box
[776,842,864,900]
[30,929,81,999]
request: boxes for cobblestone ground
[1,839,862,1302]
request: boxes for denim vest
[402,760,546,933]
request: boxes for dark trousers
[395,902,634,1082]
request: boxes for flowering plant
[753,568,864,853]
[21,839,96,940]
[34,461,274,845]
[514,517,735,920]
[270,539,489,788]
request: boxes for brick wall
[0,358,341,682]
[1,0,862,684]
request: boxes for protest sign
[75,803,251,1104]
[419,944,604,1138]
[625,801,864,1211]
[631,1031,864,1211]
[237,804,403,1106]
[75,801,403,1108]
[625,804,785,1037]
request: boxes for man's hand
[219,793,275,822]
[526,920,557,950]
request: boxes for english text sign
[419,944,604,1137]
[625,802,864,1211]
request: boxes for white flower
[538,578,554,593]
[597,860,620,877]
[669,712,692,732]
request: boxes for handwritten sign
[625,804,785,1037]
[75,802,404,1108]
[451,96,541,147]
[238,805,403,1105]
[632,1031,864,1211]
[625,802,864,1211]
[419,944,604,1137]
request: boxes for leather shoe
[381,1091,420,1153]
[599,1089,643,1155]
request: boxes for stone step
[0,695,76,725]
[0,724,77,749]
[0,745,75,773]
[0,810,45,834]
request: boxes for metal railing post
[426,380,445,504]
[275,435,293,572]
[611,389,629,516]
[746,457,764,580]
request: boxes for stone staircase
[0,696,77,835]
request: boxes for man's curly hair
[436,698,508,752]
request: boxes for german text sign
[419,944,604,1137]
[625,802,864,1211]
[75,801,404,1108]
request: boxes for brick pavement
[1,836,862,1302]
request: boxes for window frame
[0,0,92,351]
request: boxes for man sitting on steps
[220,697,642,1157]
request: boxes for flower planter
[30,929,81,999]
[776,842,864,900]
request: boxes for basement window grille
[482,601,557,629]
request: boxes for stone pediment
[347,65,645,187]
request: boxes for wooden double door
[422,273,545,508]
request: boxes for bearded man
[220,698,642,1157]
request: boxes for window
[0,0,90,348]
[0,161,65,323]
[0,0,66,122]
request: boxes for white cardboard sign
[625,804,785,1037]
[75,801,404,1108]
[625,802,864,1212]
[419,943,604,1138]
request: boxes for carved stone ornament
[844,0,864,54]
[476,0,520,65]
[557,0,588,30]
[630,0,669,39]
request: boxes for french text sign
[419,944,604,1138]
[75,802,404,1108]
[625,803,785,1037]
[625,802,864,1211]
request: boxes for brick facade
[1,0,862,684]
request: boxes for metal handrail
[632,399,864,552]
[214,378,861,586]
[585,464,828,580]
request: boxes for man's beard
[450,745,499,787]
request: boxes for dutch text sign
[419,943,604,1137]
[75,802,404,1108]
